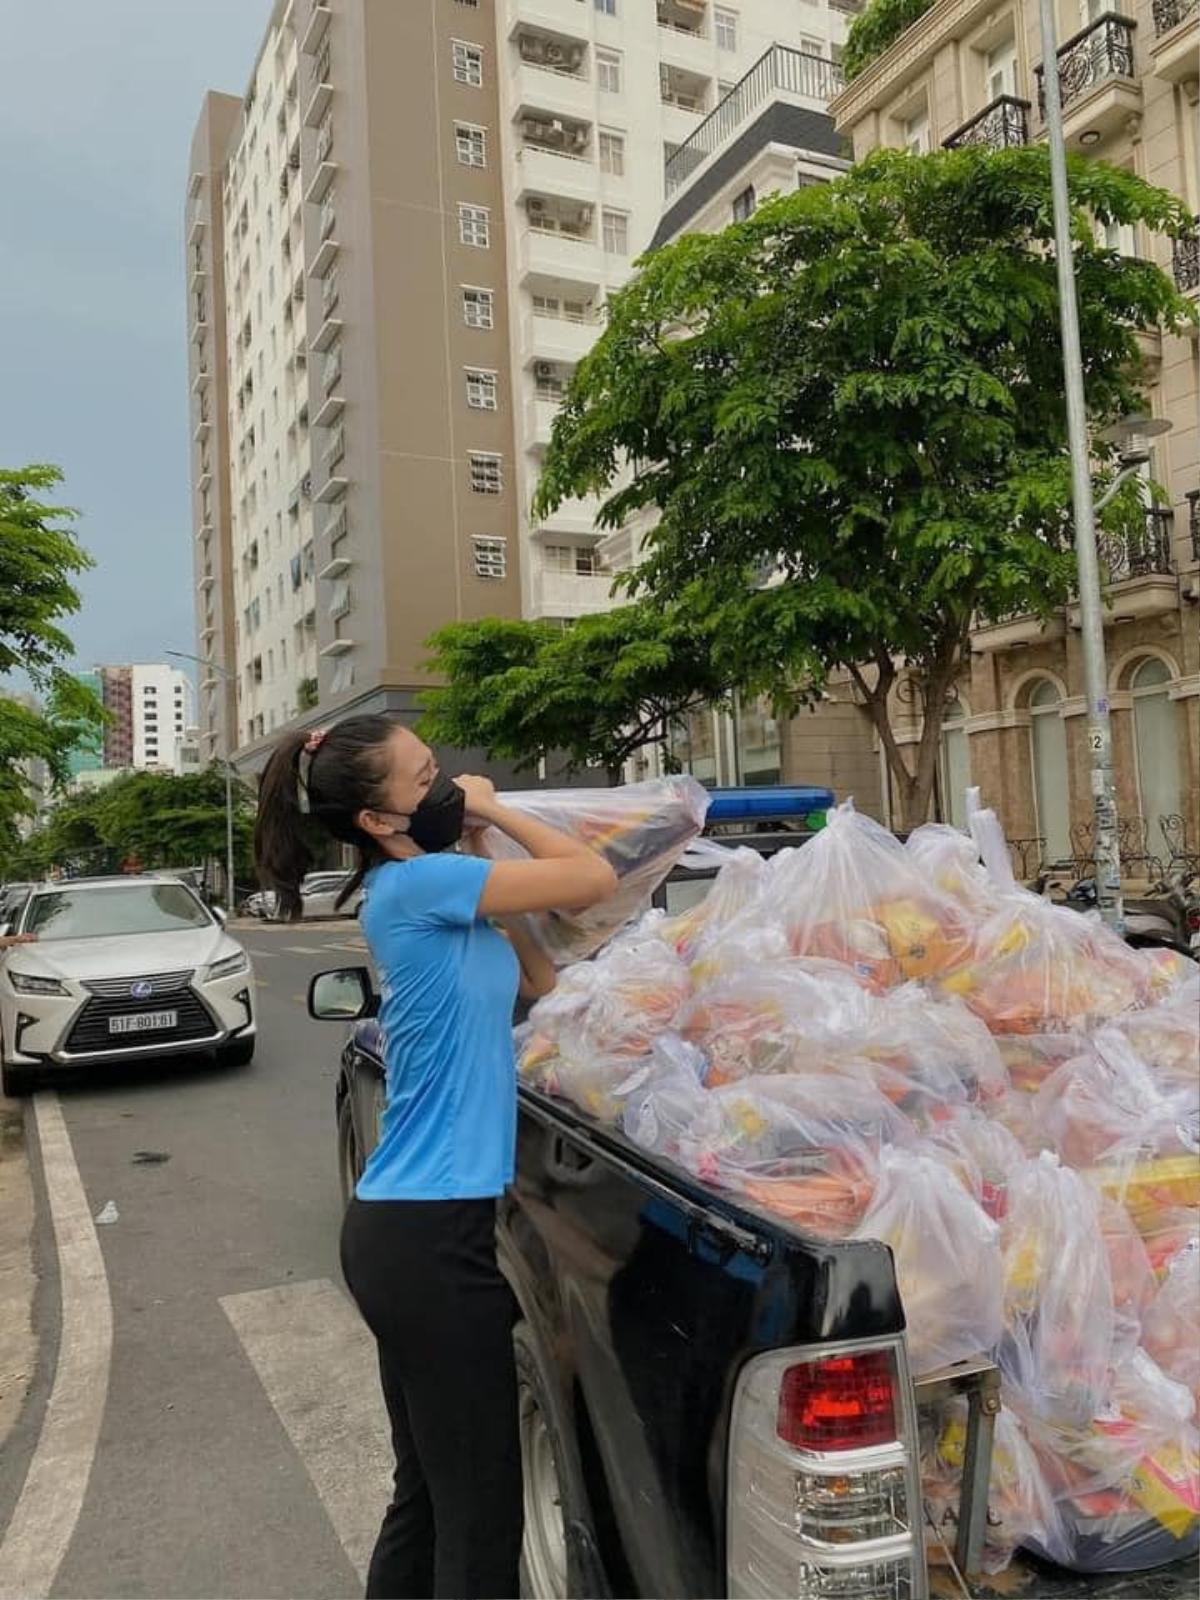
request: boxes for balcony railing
[1151,0,1197,34]
[1172,221,1199,294]
[1188,491,1200,562]
[1098,508,1174,581]
[944,95,1031,150]
[1035,13,1136,119]
[665,44,845,196]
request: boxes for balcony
[300,3,330,56]
[190,367,210,396]
[519,213,601,284]
[1149,0,1199,83]
[525,394,563,448]
[314,467,348,503]
[304,45,332,127]
[1035,14,1140,148]
[311,312,343,352]
[660,63,711,117]
[667,45,845,195]
[1188,491,1200,563]
[944,95,1031,150]
[971,608,1067,652]
[529,568,614,620]
[1173,223,1199,296]
[512,33,590,119]
[515,147,596,205]
[533,495,605,540]
[523,305,601,363]
[313,391,344,428]
[658,3,713,74]
[187,203,205,246]
[304,158,337,205]
[318,550,353,580]
[192,412,211,444]
[1068,510,1178,625]
[320,637,355,657]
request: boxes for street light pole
[167,649,237,913]
[1036,0,1123,931]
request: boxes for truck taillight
[778,1351,898,1452]
[728,1340,927,1600]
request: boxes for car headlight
[8,970,70,997]
[206,951,250,982]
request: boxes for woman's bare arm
[455,777,618,919]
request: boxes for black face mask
[400,771,465,853]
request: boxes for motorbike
[1035,869,1199,956]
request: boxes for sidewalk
[0,1094,36,1456]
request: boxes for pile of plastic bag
[517,798,1200,1575]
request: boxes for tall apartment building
[97,665,195,774]
[830,0,1200,854]
[498,0,849,622]
[185,0,847,764]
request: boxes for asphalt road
[0,924,389,1600]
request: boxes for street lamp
[1034,0,1162,932]
[166,649,237,914]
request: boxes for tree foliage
[534,147,1195,825]
[843,0,935,82]
[421,603,733,780]
[3,766,256,882]
[0,465,103,848]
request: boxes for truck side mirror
[309,966,377,1021]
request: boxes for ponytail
[253,715,397,921]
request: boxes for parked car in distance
[243,870,362,921]
[0,874,256,1095]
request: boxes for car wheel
[1,1058,36,1097]
[336,1090,359,1208]
[218,1035,256,1069]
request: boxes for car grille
[82,969,195,999]
[64,987,218,1056]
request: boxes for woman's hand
[0,933,37,950]
[454,774,499,831]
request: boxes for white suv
[0,875,256,1095]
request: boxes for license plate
[108,1010,178,1036]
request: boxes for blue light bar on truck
[704,786,834,823]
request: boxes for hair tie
[297,727,328,814]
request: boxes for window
[1101,215,1137,258]
[715,8,738,50]
[458,203,490,247]
[732,185,756,222]
[985,39,1018,100]
[1131,658,1182,841]
[596,49,621,93]
[1028,679,1070,864]
[469,452,503,494]
[462,286,494,328]
[939,703,971,830]
[452,40,483,87]
[599,131,625,176]
[595,0,617,14]
[903,109,930,154]
[602,209,628,255]
[472,536,507,579]
[465,368,498,410]
[455,123,487,168]
[544,543,597,575]
[799,34,825,57]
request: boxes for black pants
[340,1197,523,1600]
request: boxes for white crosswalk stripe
[220,1278,391,1584]
[282,944,329,955]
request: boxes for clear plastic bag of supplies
[658,845,768,961]
[922,1402,1068,1573]
[679,956,868,1087]
[941,893,1151,1034]
[842,984,1011,1109]
[995,1031,1094,1094]
[769,801,976,990]
[1109,972,1200,1086]
[527,932,692,1062]
[1034,1028,1199,1171]
[904,823,1002,918]
[1143,1237,1200,1406]
[1020,1349,1200,1574]
[851,1146,1003,1374]
[999,1152,1115,1427]
[482,776,710,963]
[679,1073,913,1236]
[621,1034,710,1159]
[924,1108,1027,1221]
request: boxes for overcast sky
[0,0,274,685]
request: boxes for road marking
[220,1279,391,1584]
[0,1094,113,1600]
[282,945,328,956]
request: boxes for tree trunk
[850,641,962,834]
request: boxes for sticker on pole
[1091,769,1107,796]
[1088,730,1105,752]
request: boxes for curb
[0,1097,36,1459]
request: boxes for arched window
[939,702,971,829]
[1028,679,1070,863]
[1130,658,1182,845]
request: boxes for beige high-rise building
[185,0,524,766]
[829,0,1199,861]
[185,0,846,765]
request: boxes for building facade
[830,0,1200,862]
[96,665,195,774]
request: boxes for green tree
[421,603,732,782]
[0,466,103,850]
[843,0,935,82]
[534,147,1195,827]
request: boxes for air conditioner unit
[551,119,565,133]
[535,362,555,379]
[528,197,547,212]
[545,41,565,63]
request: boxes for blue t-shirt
[357,853,520,1202]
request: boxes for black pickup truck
[313,793,1195,1600]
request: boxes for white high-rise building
[130,665,196,772]
[498,0,848,622]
